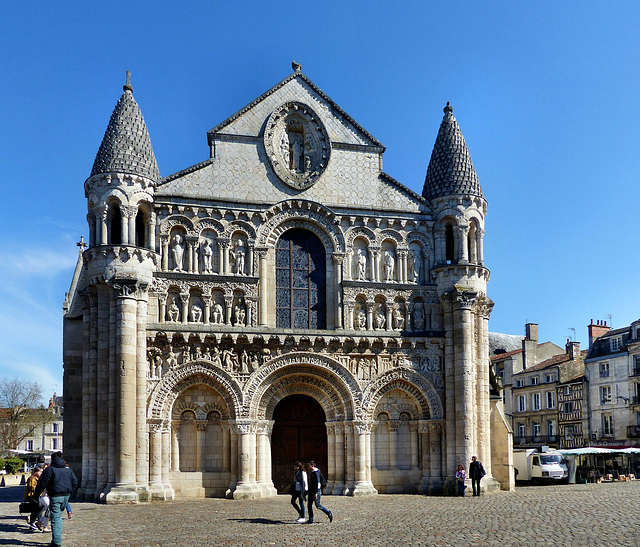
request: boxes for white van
[513,448,568,482]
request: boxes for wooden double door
[271,394,327,493]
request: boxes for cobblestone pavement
[2,482,640,547]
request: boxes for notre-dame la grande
[63,62,511,502]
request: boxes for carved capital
[120,205,138,219]
[454,289,477,310]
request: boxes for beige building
[63,65,510,502]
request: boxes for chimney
[566,340,580,360]
[522,323,538,369]
[588,319,611,348]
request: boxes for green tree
[0,378,54,454]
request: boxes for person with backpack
[306,460,333,524]
[469,456,486,497]
[33,452,77,547]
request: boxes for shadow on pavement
[229,517,287,525]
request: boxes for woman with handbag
[290,461,308,523]
[24,465,50,531]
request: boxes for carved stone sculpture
[393,305,405,330]
[413,302,425,331]
[190,304,203,323]
[232,239,246,275]
[356,248,367,281]
[409,248,421,283]
[167,297,180,322]
[212,302,224,324]
[172,234,184,271]
[384,250,395,282]
[202,239,213,273]
[375,307,386,330]
[167,350,178,369]
[234,304,246,326]
[356,307,367,330]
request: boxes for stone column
[180,293,189,325]
[410,422,419,469]
[97,206,109,246]
[366,302,373,331]
[160,235,169,271]
[256,248,268,326]
[149,422,165,499]
[187,236,199,274]
[222,423,230,474]
[434,230,445,265]
[352,421,377,496]
[417,421,430,494]
[326,423,336,493]
[226,423,238,498]
[386,306,393,332]
[161,424,174,498]
[399,250,407,283]
[203,295,211,325]
[478,228,485,266]
[233,420,258,499]
[371,249,379,282]
[346,303,354,330]
[477,297,494,474]
[453,289,477,470]
[332,423,346,495]
[121,205,137,245]
[196,421,207,471]
[107,291,117,487]
[247,244,254,276]
[345,250,352,281]
[332,254,344,329]
[105,280,140,502]
[224,296,233,326]
[423,251,429,281]
[94,285,109,499]
[135,286,149,496]
[87,213,97,248]
[440,296,456,480]
[220,239,230,275]
[428,421,444,493]
[171,420,180,471]
[458,224,469,263]
[149,211,156,251]
[79,291,93,499]
[256,420,276,497]
[344,423,355,495]
[388,421,398,470]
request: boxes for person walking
[24,465,47,531]
[306,461,333,524]
[34,452,77,547]
[455,464,467,497]
[469,456,486,497]
[291,461,308,523]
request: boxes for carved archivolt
[406,231,433,251]
[193,218,225,237]
[222,220,257,241]
[257,200,344,253]
[159,215,196,236]
[375,229,404,247]
[244,352,360,421]
[147,362,243,420]
[362,368,443,420]
[261,379,342,422]
[345,226,376,248]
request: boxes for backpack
[319,471,327,489]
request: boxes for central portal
[271,394,327,493]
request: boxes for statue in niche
[167,297,180,322]
[239,350,250,373]
[212,301,224,324]
[393,305,405,330]
[356,307,367,330]
[375,307,386,330]
[210,347,222,368]
[279,131,289,160]
[222,348,238,372]
[167,349,178,369]
[409,248,421,283]
[172,234,184,272]
[190,303,203,323]
[250,352,261,370]
[234,303,246,326]
[231,239,246,275]
[154,354,162,378]
[384,250,395,282]
[288,130,304,173]
[202,239,213,273]
[194,346,202,360]
[413,302,425,331]
[182,348,191,364]
[356,248,367,281]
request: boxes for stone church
[63,63,511,503]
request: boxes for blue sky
[1,1,639,400]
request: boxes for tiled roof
[490,341,558,362]
[514,350,588,374]
[422,103,483,201]
[90,80,160,181]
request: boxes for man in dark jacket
[34,452,77,547]
[469,456,486,497]
[306,461,333,524]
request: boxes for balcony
[514,435,558,446]
[631,367,640,377]
[627,425,640,438]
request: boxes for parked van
[513,447,568,482]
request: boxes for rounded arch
[345,226,376,248]
[193,218,224,237]
[375,229,404,247]
[257,200,345,253]
[127,190,154,207]
[406,231,434,252]
[362,368,443,420]
[147,362,243,421]
[244,352,361,421]
[160,215,196,236]
[222,220,257,241]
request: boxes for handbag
[288,482,297,495]
[19,501,39,514]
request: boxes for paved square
[2,483,639,546]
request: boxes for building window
[547,421,555,437]
[52,438,58,450]
[546,391,555,409]
[26,440,33,451]
[532,422,541,439]
[600,386,611,405]
[544,373,555,383]
[52,423,58,433]
[563,401,574,414]
[531,393,541,411]
[565,425,574,440]
[564,386,571,396]
[517,395,526,412]
[603,415,614,436]
[530,376,539,386]
[275,229,326,329]
[515,379,524,388]
[517,423,526,439]
[611,337,622,352]
[634,356,640,376]
[599,362,610,378]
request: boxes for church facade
[63,64,510,502]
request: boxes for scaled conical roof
[422,103,482,201]
[90,75,160,181]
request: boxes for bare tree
[0,378,54,453]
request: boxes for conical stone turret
[90,72,160,181]
[422,102,482,201]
